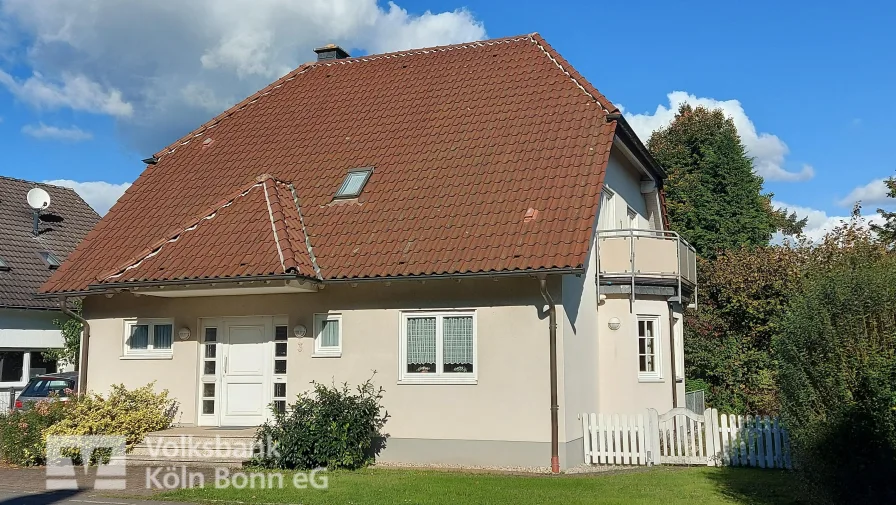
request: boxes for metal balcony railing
[597,229,697,294]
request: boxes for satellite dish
[27,188,51,211]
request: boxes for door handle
[224,356,228,374]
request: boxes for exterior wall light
[293,325,307,338]
[608,317,621,331]
[178,327,191,340]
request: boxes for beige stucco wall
[596,295,684,413]
[83,276,565,443]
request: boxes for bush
[775,247,896,504]
[253,377,388,470]
[0,399,69,465]
[43,383,177,451]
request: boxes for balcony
[597,229,697,300]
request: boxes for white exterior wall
[0,308,65,349]
[83,277,561,444]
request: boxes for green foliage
[775,223,895,504]
[870,174,896,247]
[43,383,177,450]
[0,399,69,466]
[253,377,389,470]
[43,299,82,367]
[684,246,805,414]
[648,104,806,257]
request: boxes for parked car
[13,371,78,410]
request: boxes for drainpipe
[538,276,560,474]
[59,297,90,393]
[668,305,678,408]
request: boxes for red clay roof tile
[42,33,618,293]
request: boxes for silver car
[13,371,78,410]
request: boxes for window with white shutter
[400,311,476,384]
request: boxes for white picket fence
[581,407,791,469]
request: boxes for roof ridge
[0,175,81,194]
[261,177,289,272]
[97,178,266,282]
[284,182,322,280]
[150,34,555,163]
[528,33,617,114]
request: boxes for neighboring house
[1,176,99,405]
[40,34,696,470]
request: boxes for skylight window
[0,257,9,271]
[39,251,61,269]
[334,168,373,199]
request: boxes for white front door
[220,319,271,426]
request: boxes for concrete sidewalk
[0,465,220,504]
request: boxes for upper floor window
[124,319,174,357]
[400,311,476,384]
[334,168,373,199]
[627,207,638,229]
[598,188,617,231]
[638,315,662,382]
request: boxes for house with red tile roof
[40,34,696,471]
[1,176,99,406]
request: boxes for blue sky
[0,0,892,239]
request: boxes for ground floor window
[0,350,58,385]
[400,311,476,384]
[637,315,662,381]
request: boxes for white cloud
[42,179,131,215]
[624,91,813,182]
[0,0,486,151]
[774,200,886,243]
[22,122,92,141]
[837,178,893,207]
[0,69,133,116]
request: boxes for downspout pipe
[59,297,90,393]
[538,276,560,474]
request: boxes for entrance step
[130,428,259,467]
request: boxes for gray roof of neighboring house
[0,176,99,309]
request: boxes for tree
[684,245,806,414]
[42,299,82,368]
[870,174,896,247]
[775,218,894,504]
[647,104,806,257]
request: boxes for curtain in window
[153,324,173,349]
[320,319,340,347]
[442,316,473,365]
[130,325,149,349]
[406,317,436,364]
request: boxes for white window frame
[313,313,342,357]
[122,318,175,359]
[0,349,31,388]
[399,310,477,385]
[637,315,663,382]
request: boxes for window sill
[638,375,665,383]
[311,350,342,358]
[398,376,478,385]
[120,354,174,360]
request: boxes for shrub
[775,246,896,504]
[253,377,388,470]
[43,383,177,451]
[0,399,69,465]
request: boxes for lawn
[157,466,809,505]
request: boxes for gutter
[36,267,585,298]
[58,297,89,393]
[538,276,560,474]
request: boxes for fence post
[704,408,718,466]
[581,413,590,465]
[646,408,659,465]
[6,387,14,411]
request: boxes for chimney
[313,44,351,62]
